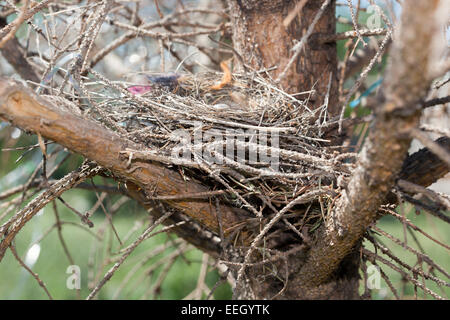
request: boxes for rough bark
[0,163,100,262]
[227,0,339,114]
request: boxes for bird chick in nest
[126,59,247,109]
[127,73,182,95]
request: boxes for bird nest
[47,64,354,234]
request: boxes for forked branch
[295,0,449,290]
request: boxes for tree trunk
[226,0,361,299]
[226,0,448,300]
[227,0,339,114]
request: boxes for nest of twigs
[50,64,353,240]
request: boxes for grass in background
[0,188,232,300]
[360,204,450,299]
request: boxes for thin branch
[0,163,100,262]
[0,0,53,40]
[9,242,53,300]
[410,129,450,168]
[0,0,29,49]
[0,18,40,83]
[86,209,174,300]
[397,179,450,211]
[346,0,366,46]
[233,189,328,297]
[295,0,449,291]
[317,28,387,43]
[363,249,444,300]
[276,0,331,83]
